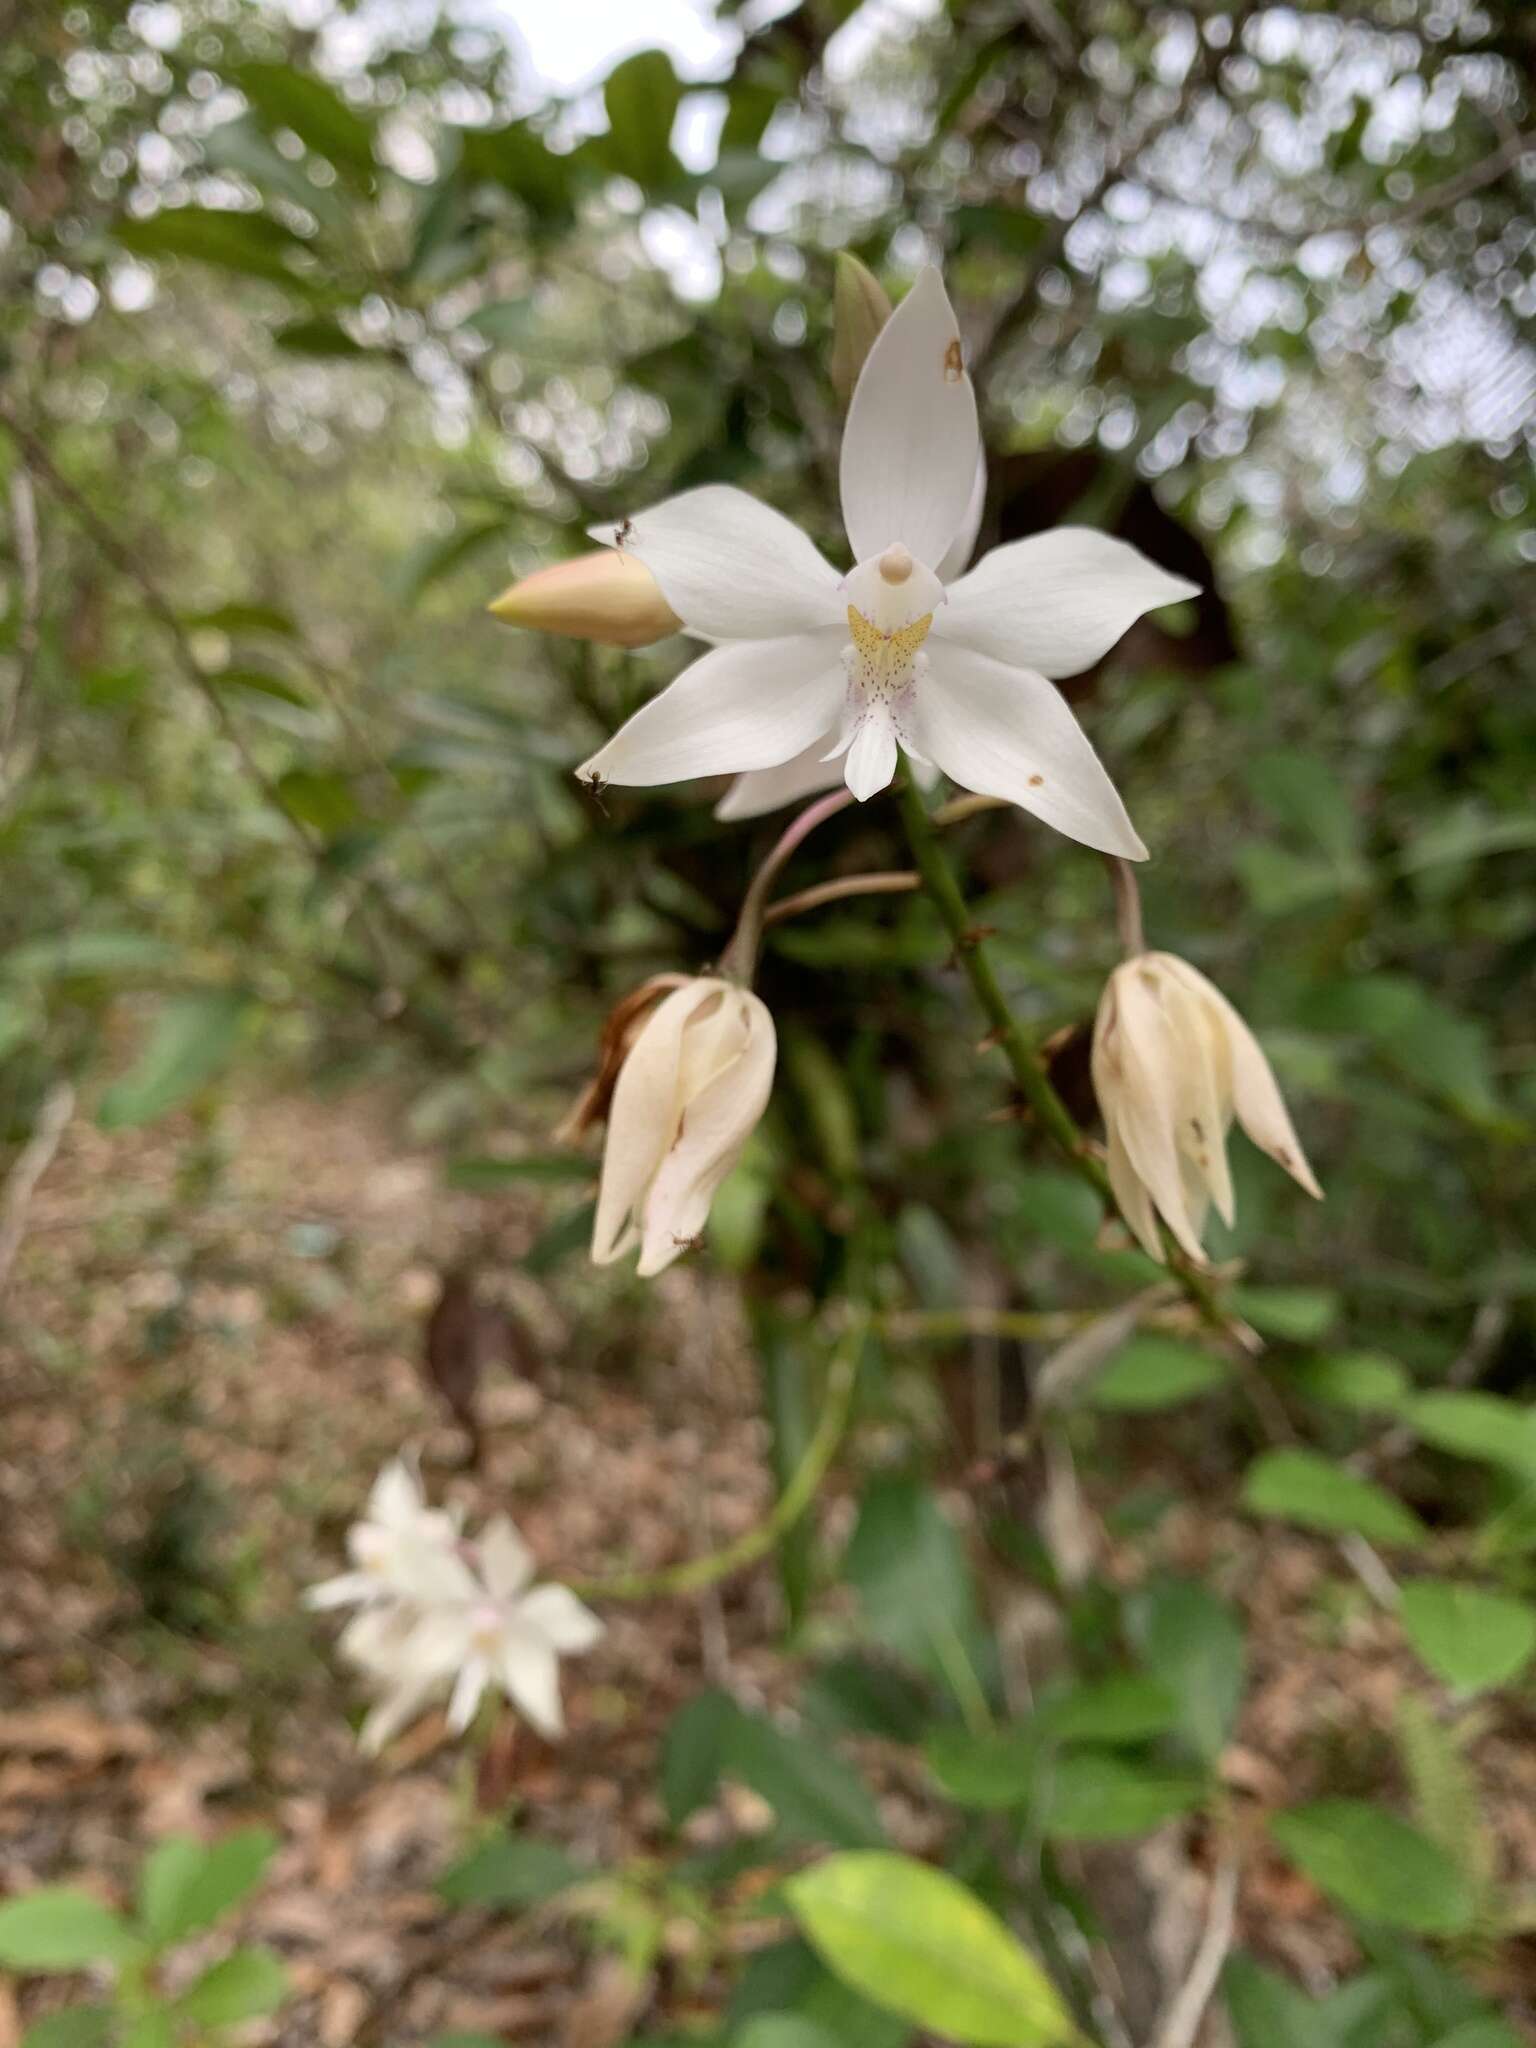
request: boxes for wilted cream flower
[489,549,682,648]
[1091,951,1322,1264]
[592,976,775,1278]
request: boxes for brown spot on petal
[1029,773,1044,786]
[943,337,964,382]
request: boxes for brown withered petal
[555,973,691,1143]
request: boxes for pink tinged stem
[1106,854,1146,957]
[718,788,856,983]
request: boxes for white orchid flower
[592,975,775,1278]
[578,267,1197,856]
[1091,951,1323,1264]
[344,1516,602,1752]
[304,1457,462,1612]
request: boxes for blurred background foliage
[3,0,1536,2041]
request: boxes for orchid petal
[1098,966,1208,1262]
[910,645,1147,858]
[447,1654,489,1736]
[936,451,987,583]
[478,1516,535,1600]
[940,529,1199,679]
[589,487,842,639]
[578,632,846,788]
[1105,1125,1164,1263]
[714,735,843,820]
[499,1635,565,1739]
[842,715,898,802]
[840,266,979,569]
[592,980,704,1265]
[518,1583,605,1654]
[1164,959,1323,1200]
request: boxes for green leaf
[1405,1392,1536,1476]
[924,1726,1039,1810]
[727,1936,910,2045]
[20,2010,114,2047]
[1234,842,1346,916]
[98,990,255,1130]
[1228,1286,1340,1343]
[177,1946,289,2025]
[1289,1351,1409,1412]
[139,1828,276,1947]
[113,206,314,287]
[1242,1449,1425,1546]
[1430,2022,1528,2048]
[1041,1752,1206,1841]
[274,315,368,358]
[733,2022,842,2048]
[232,62,376,182]
[438,1836,581,1909]
[844,1478,987,1703]
[601,50,682,187]
[725,1713,885,1850]
[1125,1579,1243,1765]
[0,1888,142,1970]
[1400,1581,1536,1692]
[120,2015,174,2048]
[1087,1335,1226,1410]
[786,1852,1080,2047]
[1223,1956,1335,2048]
[458,122,574,222]
[1269,1802,1475,1933]
[1039,1675,1178,1746]
[661,1688,738,1827]
[1244,749,1358,863]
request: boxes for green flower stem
[572,1312,868,1604]
[893,770,1237,1343]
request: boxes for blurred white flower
[1091,951,1323,1264]
[310,1464,602,1754]
[579,268,1197,855]
[304,1457,461,1612]
[592,975,775,1278]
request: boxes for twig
[0,1079,74,1302]
[1148,1844,1240,2048]
[763,871,918,925]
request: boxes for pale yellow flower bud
[829,251,893,408]
[1091,950,1322,1265]
[488,551,681,648]
[590,976,776,1278]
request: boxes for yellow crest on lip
[846,604,934,663]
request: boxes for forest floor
[4,1087,1535,2045]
